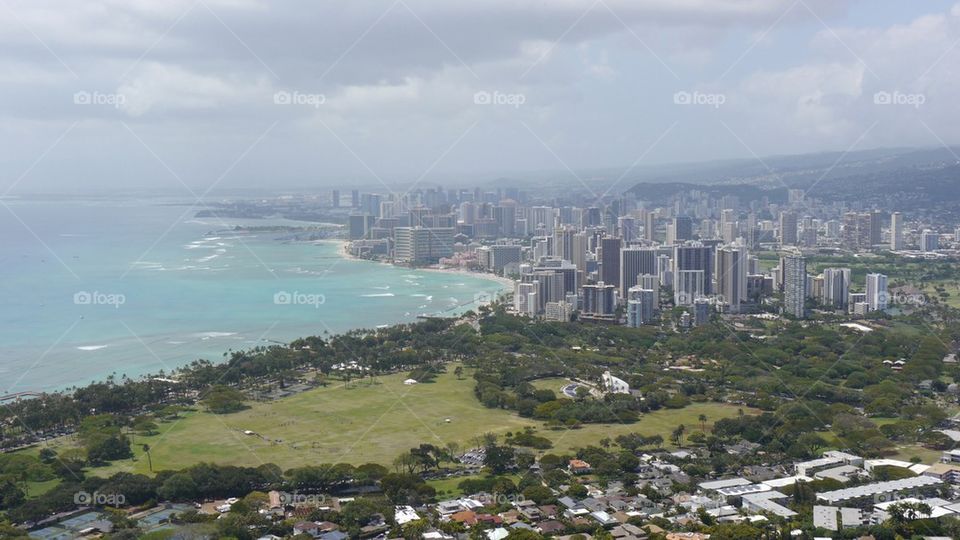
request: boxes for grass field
[69,366,750,477]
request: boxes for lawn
[80,368,751,477]
[93,366,534,476]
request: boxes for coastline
[334,239,515,295]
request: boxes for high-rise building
[393,227,455,263]
[493,204,517,237]
[638,274,660,307]
[890,212,904,251]
[869,210,883,246]
[643,210,657,242]
[666,216,693,245]
[332,190,340,208]
[715,245,749,313]
[514,282,536,316]
[571,233,589,272]
[581,282,617,317]
[782,256,807,318]
[599,237,622,287]
[489,244,523,275]
[922,230,939,252]
[866,273,888,311]
[842,211,880,251]
[657,254,673,287]
[674,243,714,294]
[618,216,637,243]
[351,189,360,208]
[554,227,576,262]
[675,269,705,306]
[349,214,375,240]
[626,287,656,327]
[619,247,658,299]
[822,267,851,310]
[779,211,798,246]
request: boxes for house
[611,524,648,540]
[486,528,510,540]
[537,520,566,534]
[590,510,618,526]
[293,521,320,537]
[450,510,478,526]
[395,505,420,525]
[569,459,592,474]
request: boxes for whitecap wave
[77,345,109,351]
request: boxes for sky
[1,0,959,193]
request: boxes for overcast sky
[1,0,959,193]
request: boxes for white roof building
[395,505,420,524]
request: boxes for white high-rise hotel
[866,273,889,312]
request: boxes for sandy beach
[335,239,515,294]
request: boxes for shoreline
[335,240,515,295]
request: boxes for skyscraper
[922,230,939,252]
[581,282,617,317]
[667,216,693,245]
[890,212,903,250]
[866,273,888,311]
[393,227,455,263]
[779,211,798,246]
[675,269,705,306]
[619,247,657,299]
[782,256,807,318]
[600,237,622,287]
[674,243,714,294]
[822,267,851,310]
[626,286,656,327]
[715,245,749,313]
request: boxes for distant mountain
[626,146,960,210]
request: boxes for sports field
[84,366,748,476]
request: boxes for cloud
[3,0,959,191]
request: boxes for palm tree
[671,424,686,448]
[142,444,153,472]
[698,414,707,432]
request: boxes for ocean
[0,197,506,393]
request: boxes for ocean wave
[77,345,109,351]
[193,332,238,340]
[361,293,395,297]
[287,267,330,276]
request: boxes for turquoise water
[0,198,505,393]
